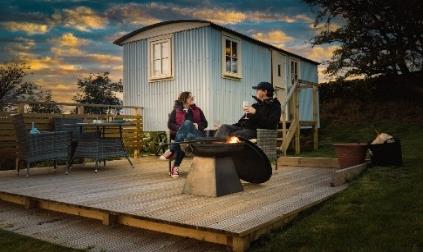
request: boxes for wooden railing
[0,102,144,164]
[278,80,319,155]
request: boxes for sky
[0,0,338,102]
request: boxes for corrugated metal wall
[123,27,211,131]
[122,24,318,131]
[208,28,272,126]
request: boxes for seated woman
[160,91,208,178]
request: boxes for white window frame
[148,34,174,81]
[221,33,242,79]
[290,58,299,86]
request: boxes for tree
[28,91,62,114]
[305,0,423,79]
[73,72,123,114]
[0,64,62,113]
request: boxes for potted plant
[333,142,368,169]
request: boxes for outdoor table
[67,121,134,172]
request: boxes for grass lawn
[250,122,423,251]
[1,122,422,251]
[0,229,83,252]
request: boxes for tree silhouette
[305,0,423,79]
[0,63,61,113]
[73,72,123,114]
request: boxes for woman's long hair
[177,91,191,105]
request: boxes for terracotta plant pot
[334,143,368,169]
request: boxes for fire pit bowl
[190,142,245,156]
[233,138,272,184]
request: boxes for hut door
[271,50,287,121]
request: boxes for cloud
[20,54,79,72]
[252,30,294,48]
[53,32,89,47]
[1,21,49,34]
[5,37,36,55]
[52,6,107,31]
[106,3,161,26]
[104,2,314,26]
[298,45,339,63]
[187,8,247,24]
[50,32,89,57]
[84,53,122,65]
[248,12,313,24]
[288,44,339,82]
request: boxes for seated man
[215,82,281,139]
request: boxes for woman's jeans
[170,120,202,166]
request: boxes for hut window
[149,36,172,81]
[222,35,242,79]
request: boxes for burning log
[226,136,240,144]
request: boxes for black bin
[368,138,402,166]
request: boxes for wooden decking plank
[183,172,332,229]
[159,168,328,225]
[174,169,334,228]
[142,167,314,220]
[0,201,224,252]
[222,186,343,234]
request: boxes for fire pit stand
[183,140,244,197]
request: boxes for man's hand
[193,123,199,129]
[243,106,256,114]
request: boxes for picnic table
[66,121,134,173]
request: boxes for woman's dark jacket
[167,101,208,139]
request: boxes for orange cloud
[252,30,294,48]
[189,8,247,24]
[50,33,89,57]
[56,32,89,47]
[1,21,49,34]
[52,6,107,31]
[288,45,340,82]
[85,53,122,64]
[106,3,314,25]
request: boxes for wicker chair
[12,114,71,177]
[255,129,279,169]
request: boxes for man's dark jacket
[234,97,281,130]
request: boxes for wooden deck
[0,201,226,251]
[0,157,346,251]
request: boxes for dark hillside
[319,72,423,126]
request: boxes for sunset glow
[0,1,337,102]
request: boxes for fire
[226,136,240,144]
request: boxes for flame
[226,136,240,144]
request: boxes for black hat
[252,82,274,92]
